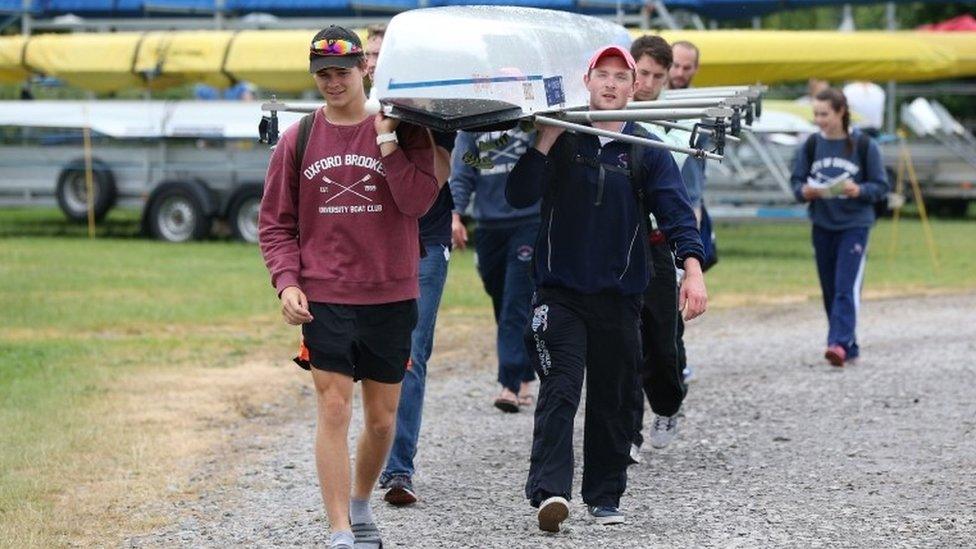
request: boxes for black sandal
[351,522,383,549]
[493,395,519,413]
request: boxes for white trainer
[629,443,642,464]
[649,414,679,449]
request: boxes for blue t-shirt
[419,131,456,247]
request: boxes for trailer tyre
[227,185,264,243]
[146,181,213,242]
[56,160,117,223]
[928,199,969,218]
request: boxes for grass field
[1,207,974,546]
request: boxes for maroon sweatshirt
[258,109,439,305]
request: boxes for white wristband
[376,132,398,146]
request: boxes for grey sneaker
[649,414,679,449]
[537,496,570,532]
[588,505,625,525]
[383,474,417,506]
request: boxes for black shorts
[295,299,418,383]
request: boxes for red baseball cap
[587,45,637,72]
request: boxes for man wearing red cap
[507,45,707,532]
[258,25,439,549]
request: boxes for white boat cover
[370,6,631,131]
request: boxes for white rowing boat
[370,6,631,132]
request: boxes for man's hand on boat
[533,124,566,156]
[374,111,401,156]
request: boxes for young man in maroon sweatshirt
[258,25,439,549]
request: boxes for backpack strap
[855,131,871,171]
[629,124,651,216]
[293,112,316,174]
[803,133,817,175]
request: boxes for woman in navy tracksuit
[791,88,888,367]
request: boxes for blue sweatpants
[475,222,539,393]
[812,225,870,359]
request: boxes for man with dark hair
[669,40,700,90]
[631,34,672,100]
[626,34,698,459]
[507,44,706,533]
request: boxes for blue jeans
[812,225,870,359]
[382,243,450,479]
[475,222,539,393]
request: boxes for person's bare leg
[353,379,402,499]
[311,369,355,533]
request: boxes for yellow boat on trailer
[0,27,974,93]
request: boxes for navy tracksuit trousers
[812,225,870,358]
[476,222,540,393]
[524,287,642,508]
[632,237,686,447]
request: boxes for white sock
[350,497,374,525]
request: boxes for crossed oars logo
[322,174,373,203]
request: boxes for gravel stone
[125,293,976,548]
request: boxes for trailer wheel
[928,199,969,218]
[56,160,117,223]
[227,185,264,243]
[146,181,213,242]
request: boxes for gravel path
[127,293,976,548]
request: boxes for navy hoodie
[506,122,704,296]
[450,130,540,227]
[790,130,888,230]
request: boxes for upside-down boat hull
[370,6,631,132]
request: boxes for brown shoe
[825,345,846,367]
[383,475,417,506]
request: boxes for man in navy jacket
[506,45,707,532]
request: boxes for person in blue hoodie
[450,128,541,412]
[506,45,706,533]
[791,87,888,368]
